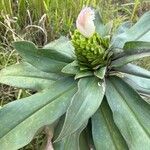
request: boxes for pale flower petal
[76,7,95,38]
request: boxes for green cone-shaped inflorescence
[71,29,112,69]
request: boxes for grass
[0,0,150,149]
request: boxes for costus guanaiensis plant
[0,7,150,150]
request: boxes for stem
[44,126,54,150]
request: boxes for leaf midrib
[1,74,59,80]
[62,79,95,135]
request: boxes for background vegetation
[0,0,150,149]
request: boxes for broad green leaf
[94,10,105,36]
[113,63,150,79]
[56,77,105,141]
[106,76,150,150]
[94,10,113,37]
[94,66,106,79]
[122,74,150,96]
[74,70,93,80]
[61,61,80,75]
[0,62,62,90]
[54,117,87,150]
[113,21,132,36]
[111,21,132,54]
[0,78,77,150]
[139,31,150,41]
[94,10,113,36]
[44,36,75,60]
[112,11,150,49]
[123,41,150,54]
[61,61,93,79]
[13,41,71,73]
[92,99,128,150]
[111,51,150,68]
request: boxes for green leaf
[92,99,128,150]
[13,41,72,73]
[94,10,105,36]
[44,36,75,60]
[54,132,80,150]
[54,118,87,150]
[0,78,77,150]
[0,62,62,90]
[56,77,105,141]
[122,74,150,96]
[111,21,132,54]
[94,10,113,37]
[61,61,80,75]
[111,51,150,68]
[106,76,150,150]
[74,70,93,80]
[94,66,106,79]
[113,21,132,36]
[61,61,93,79]
[123,41,150,54]
[112,11,150,49]
[113,63,150,79]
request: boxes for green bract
[72,30,111,69]
[0,10,150,150]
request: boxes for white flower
[76,7,95,38]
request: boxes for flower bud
[76,7,95,38]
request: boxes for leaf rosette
[0,7,150,150]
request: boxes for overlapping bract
[72,30,111,68]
